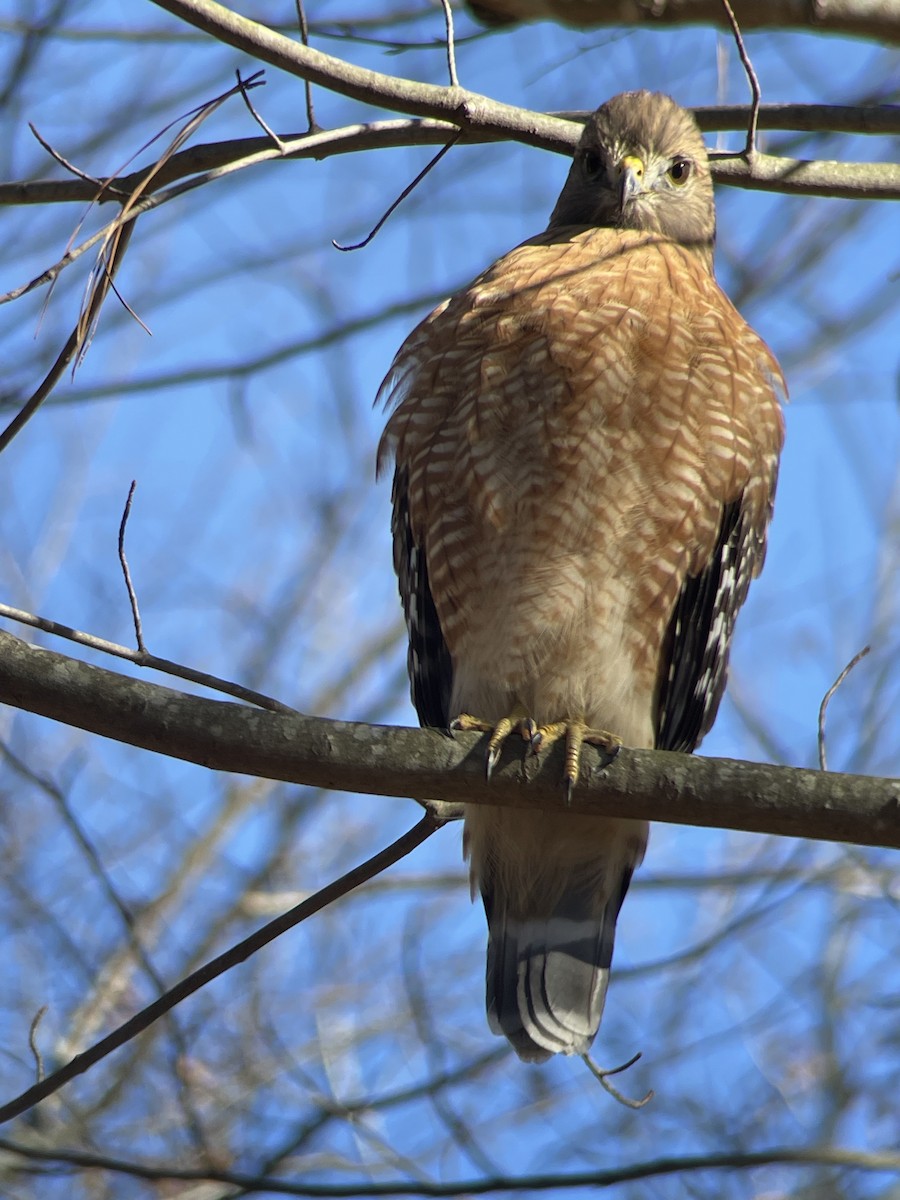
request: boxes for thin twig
[118,480,146,653]
[818,645,871,771]
[0,73,267,454]
[719,0,761,157]
[0,219,136,455]
[0,601,295,713]
[0,811,444,1127]
[333,132,460,252]
[439,0,459,89]
[73,74,266,371]
[236,67,285,152]
[1,741,213,1155]
[104,270,152,335]
[29,123,105,188]
[582,1051,654,1109]
[28,1006,48,1083]
[294,0,319,133]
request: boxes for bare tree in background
[0,2,898,1196]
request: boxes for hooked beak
[617,154,645,207]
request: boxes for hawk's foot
[451,708,536,781]
[452,712,621,796]
[529,719,622,803]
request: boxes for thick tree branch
[0,628,897,848]
[466,0,900,45]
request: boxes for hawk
[378,92,785,1062]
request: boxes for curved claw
[452,710,532,781]
[486,742,502,782]
[452,711,621,798]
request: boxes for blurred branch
[706,150,898,198]
[0,1137,898,1193]
[465,0,900,44]
[0,288,452,408]
[0,810,444,1126]
[0,627,898,849]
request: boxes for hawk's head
[549,91,715,252]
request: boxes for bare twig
[72,209,135,371]
[0,218,136,456]
[439,0,459,88]
[818,645,872,771]
[0,602,295,713]
[0,741,213,1155]
[719,0,761,157]
[333,132,460,251]
[0,810,444,1126]
[582,1051,654,1109]
[118,480,146,654]
[0,72,267,454]
[28,1006,48,1083]
[294,0,319,133]
[29,122,104,187]
[73,73,265,369]
[236,66,285,152]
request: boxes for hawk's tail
[481,861,634,1063]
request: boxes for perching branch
[0,627,897,849]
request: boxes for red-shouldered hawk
[378,92,785,1063]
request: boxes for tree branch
[466,0,900,45]
[3,104,897,209]
[135,2,899,201]
[0,1137,898,1195]
[0,628,897,848]
[3,112,897,226]
[148,0,573,146]
[0,808,442,1126]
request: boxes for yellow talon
[452,708,534,780]
[529,719,622,802]
[452,711,620,793]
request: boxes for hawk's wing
[390,463,454,730]
[655,475,777,754]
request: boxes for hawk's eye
[668,158,693,186]
[581,150,604,180]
